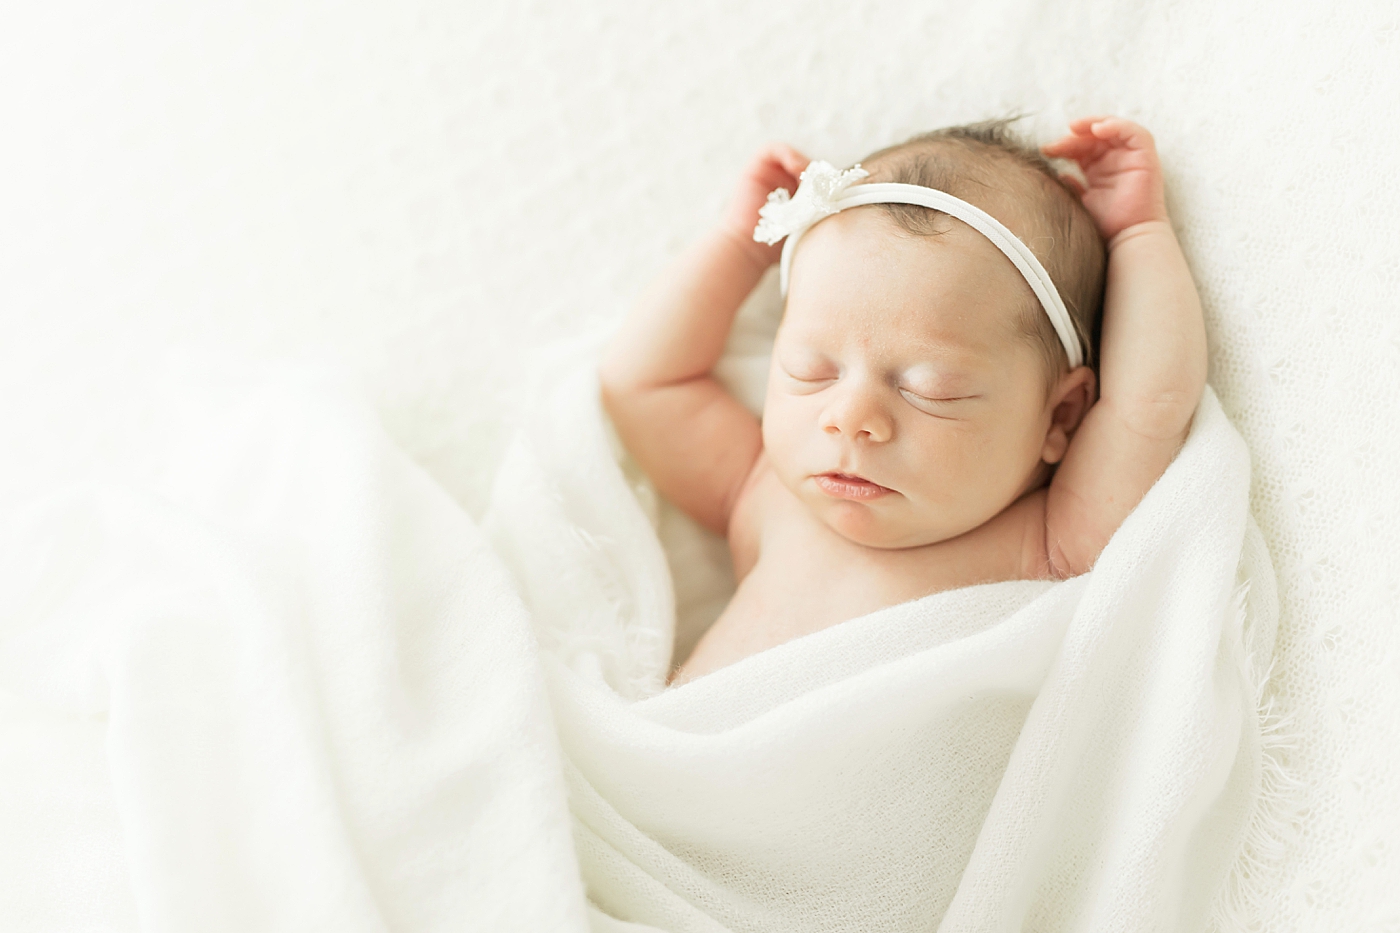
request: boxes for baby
[599,116,1206,686]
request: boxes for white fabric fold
[485,359,1278,933]
[0,352,1276,932]
[0,364,589,933]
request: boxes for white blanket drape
[487,359,1278,932]
[0,354,1277,931]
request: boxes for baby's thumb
[772,143,809,178]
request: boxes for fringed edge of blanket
[1204,582,1305,932]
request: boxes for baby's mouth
[813,472,896,500]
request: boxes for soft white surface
[0,366,589,931]
[1,0,1398,928]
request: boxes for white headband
[752,161,1083,370]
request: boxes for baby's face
[762,208,1065,549]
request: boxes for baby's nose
[820,386,893,443]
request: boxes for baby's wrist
[715,223,778,274]
[1106,218,1174,252]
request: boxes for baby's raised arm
[599,144,809,535]
[1039,118,1208,576]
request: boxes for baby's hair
[855,116,1107,386]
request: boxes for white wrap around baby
[0,353,1276,932]
[487,358,1277,932]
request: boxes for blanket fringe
[1205,583,1304,932]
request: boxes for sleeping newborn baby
[600,115,1206,686]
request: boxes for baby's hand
[720,142,810,269]
[1041,117,1169,244]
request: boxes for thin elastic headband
[753,162,1083,370]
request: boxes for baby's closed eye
[898,388,977,416]
[777,352,838,386]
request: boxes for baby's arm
[599,144,809,535]
[1039,117,1208,576]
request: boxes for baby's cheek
[759,404,792,460]
[908,422,1002,504]
[952,417,1041,507]
[760,401,810,478]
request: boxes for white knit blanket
[0,354,1276,931]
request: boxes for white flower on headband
[753,161,870,245]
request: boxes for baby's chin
[812,497,957,550]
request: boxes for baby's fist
[1042,117,1169,243]
[721,143,809,267]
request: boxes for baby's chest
[733,526,956,637]
[677,470,1044,682]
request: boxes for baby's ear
[1041,367,1097,464]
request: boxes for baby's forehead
[785,302,992,353]
[786,209,1035,332]
[780,290,1020,372]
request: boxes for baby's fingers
[752,142,810,184]
[776,143,811,177]
[1041,133,1104,159]
[1067,114,1114,135]
[1087,117,1155,152]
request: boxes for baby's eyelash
[901,388,960,402]
[781,367,835,383]
[779,368,972,405]
[899,388,975,412]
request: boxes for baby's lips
[821,470,896,490]
[813,473,897,501]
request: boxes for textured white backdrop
[1,0,1397,929]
